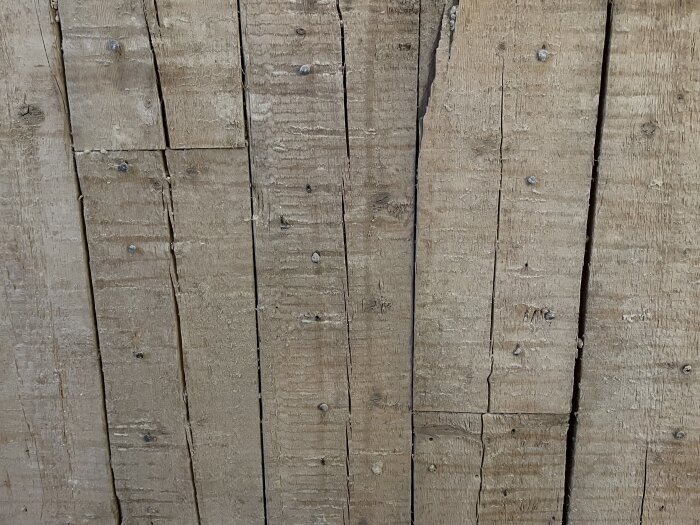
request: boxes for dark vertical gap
[639,444,649,524]
[142,0,170,148]
[161,152,202,525]
[50,2,122,520]
[235,0,269,522]
[562,1,615,522]
[475,413,486,525]
[335,1,353,519]
[486,57,506,414]
[410,2,424,523]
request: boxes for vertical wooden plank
[143,0,246,148]
[414,413,482,524]
[340,1,419,522]
[240,1,351,522]
[569,1,700,522]
[0,2,117,522]
[61,0,165,150]
[77,151,199,523]
[165,149,265,524]
[414,413,567,524]
[415,0,606,414]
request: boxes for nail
[107,39,120,53]
[296,27,306,36]
[537,48,550,62]
[318,402,329,412]
[682,364,693,374]
[544,310,556,321]
[371,462,383,475]
[299,64,311,76]
[526,175,538,185]
[117,161,129,173]
[127,244,137,254]
[311,251,321,263]
[428,464,437,472]
[513,344,523,356]
[674,430,686,440]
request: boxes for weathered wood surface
[78,150,200,522]
[341,0,419,522]
[241,0,352,522]
[415,0,607,414]
[0,1,117,522]
[166,149,265,523]
[61,0,165,151]
[143,0,246,148]
[569,1,700,522]
[415,412,568,524]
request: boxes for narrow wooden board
[340,1,419,522]
[77,151,199,522]
[414,413,568,524]
[0,2,117,522]
[60,0,165,150]
[241,1,351,522]
[415,0,606,413]
[165,149,265,523]
[569,1,700,522]
[143,1,246,148]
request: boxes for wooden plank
[340,1,419,522]
[414,0,606,413]
[414,413,568,524]
[414,412,482,524]
[143,1,246,148]
[165,149,265,523]
[77,151,199,522]
[61,0,165,150]
[0,2,117,522]
[569,1,700,522]
[240,1,351,522]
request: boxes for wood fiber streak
[77,151,199,523]
[569,1,700,522]
[0,1,117,522]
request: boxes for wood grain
[166,149,265,523]
[414,0,606,413]
[340,0,419,522]
[61,0,165,150]
[414,413,568,524]
[143,0,246,148]
[0,1,117,522]
[569,1,700,522]
[241,0,351,522]
[77,150,199,523]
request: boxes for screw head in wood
[127,244,137,254]
[537,48,550,62]
[117,161,129,173]
[526,175,538,185]
[318,402,329,412]
[311,251,321,263]
[682,364,692,374]
[299,64,311,76]
[107,39,120,53]
[674,430,686,440]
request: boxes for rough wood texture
[569,1,700,522]
[77,151,199,523]
[340,1,419,522]
[414,0,606,414]
[0,2,117,522]
[165,149,265,523]
[143,0,246,148]
[415,413,568,524]
[241,0,351,522]
[61,0,165,150]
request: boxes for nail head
[544,310,556,321]
[311,251,321,264]
[682,364,692,374]
[674,430,686,440]
[318,402,329,412]
[127,244,137,254]
[117,161,129,173]
[299,64,311,76]
[371,462,383,475]
[513,344,523,356]
[296,27,306,36]
[537,48,550,62]
[107,39,120,53]
[428,464,437,472]
[526,175,538,186]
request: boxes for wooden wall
[0,0,697,523]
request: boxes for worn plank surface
[415,0,606,414]
[569,1,700,522]
[0,1,117,522]
[143,0,246,148]
[340,0,419,522]
[61,0,165,150]
[165,149,265,523]
[241,0,351,522]
[415,413,568,524]
[77,151,199,523]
